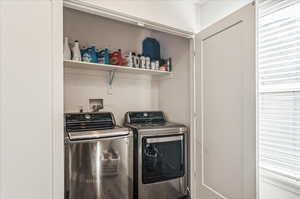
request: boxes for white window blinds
[259,0,300,17]
[259,0,300,184]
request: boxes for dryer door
[142,134,185,184]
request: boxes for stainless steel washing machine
[65,112,133,199]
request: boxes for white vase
[63,37,71,60]
[72,40,81,61]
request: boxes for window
[259,0,300,188]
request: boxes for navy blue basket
[142,37,161,61]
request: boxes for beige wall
[0,1,63,199]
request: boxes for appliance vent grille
[65,112,115,131]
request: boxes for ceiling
[98,0,208,4]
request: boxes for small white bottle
[72,40,81,61]
[125,52,133,67]
[140,56,146,69]
[63,37,71,60]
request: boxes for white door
[194,3,256,199]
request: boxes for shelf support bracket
[108,70,116,87]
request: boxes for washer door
[66,136,133,199]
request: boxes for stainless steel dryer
[65,112,133,199]
[124,111,189,199]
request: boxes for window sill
[260,168,300,195]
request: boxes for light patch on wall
[199,0,252,29]
[96,0,205,3]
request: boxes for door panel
[203,22,244,199]
[194,3,256,199]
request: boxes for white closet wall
[64,70,160,124]
[152,31,191,125]
[0,1,63,199]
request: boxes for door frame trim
[51,1,64,199]
[53,1,196,199]
[193,2,257,199]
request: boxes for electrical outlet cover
[89,99,104,112]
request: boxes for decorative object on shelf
[140,56,146,69]
[159,65,168,71]
[167,58,172,72]
[145,57,151,69]
[143,37,161,61]
[81,47,90,62]
[109,49,127,66]
[80,46,89,62]
[88,46,98,63]
[63,37,71,60]
[160,58,172,72]
[81,46,98,63]
[98,48,110,64]
[133,53,140,68]
[151,61,156,70]
[72,40,82,61]
[155,60,160,70]
[125,52,134,67]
